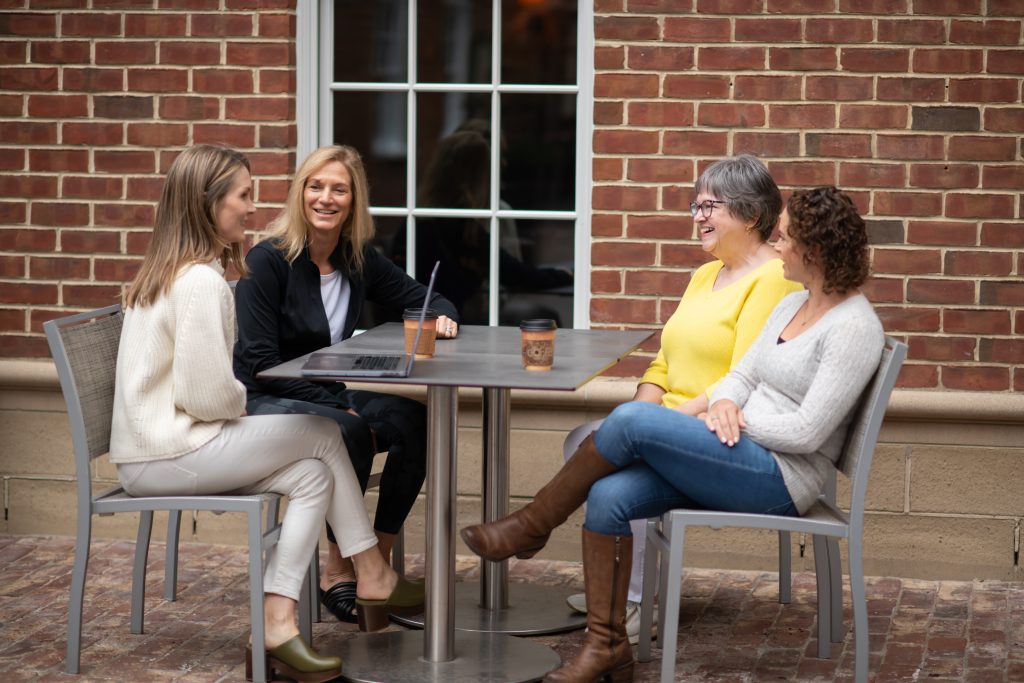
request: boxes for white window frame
[296,0,593,328]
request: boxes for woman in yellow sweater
[560,154,802,640]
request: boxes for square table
[260,323,650,682]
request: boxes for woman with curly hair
[459,186,885,683]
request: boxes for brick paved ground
[1,533,1021,682]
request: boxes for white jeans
[117,414,377,602]
[564,419,648,604]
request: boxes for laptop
[300,261,440,378]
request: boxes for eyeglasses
[689,199,729,218]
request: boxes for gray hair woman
[559,153,802,645]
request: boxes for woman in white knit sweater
[110,145,423,682]
[460,186,885,683]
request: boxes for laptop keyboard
[354,354,401,370]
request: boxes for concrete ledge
[6,358,1024,423]
[5,357,1024,581]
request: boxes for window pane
[498,219,574,328]
[332,91,407,207]
[333,1,408,83]
[416,93,492,209]
[355,215,406,329]
[501,0,577,85]
[418,0,492,84]
[387,217,575,326]
[501,94,576,211]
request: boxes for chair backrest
[43,305,124,482]
[836,336,907,518]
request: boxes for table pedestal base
[335,630,561,683]
[391,582,587,635]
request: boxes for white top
[712,292,884,514]
[110,260,246,464]
[319,269,350,345]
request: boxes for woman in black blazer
[233,145,458,623]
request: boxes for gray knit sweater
[711,291,884,514]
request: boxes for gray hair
[694,154,781,241]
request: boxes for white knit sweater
[110,260,246,464]
[712,292,884,514]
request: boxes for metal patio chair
[45,304,315,682]
[638,337,907,683]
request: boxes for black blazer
[233,238,458,409]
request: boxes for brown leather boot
[545,529,634,683]
[460,434,617,562]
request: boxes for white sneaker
[566,592,587,614]
[566,594,657,646]
[624,600,657,646]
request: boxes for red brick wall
[592,1,1023,391]
[0,1,295,358]
[1,2,1021,394]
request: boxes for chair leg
[777,530,792,604]
[812,534,832,658]
[248,508,268,683]
[66,513,93,674]
[164,510,181,601]
[392,526,405,576]
[637,518,659,663]
[298,557,314,644]
[659,518,686,683]
[130,510,154,635]
[311,544,322,623]
[849,535,868,683]
[827,537,845,643]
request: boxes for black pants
[247,387,427,537]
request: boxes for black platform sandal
[319,581,358,624]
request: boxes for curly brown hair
[787,186,869,294]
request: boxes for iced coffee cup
[520,318,556,371]
[403,307,439,359]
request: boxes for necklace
[798,300,822,327]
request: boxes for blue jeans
[586,402,797,536]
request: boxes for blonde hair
[267,145,375,273]
[125,144,250,308]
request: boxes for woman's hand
[704,399,745,447]
[436,315,459,339]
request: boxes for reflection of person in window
[396,129,573,325]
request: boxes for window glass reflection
[333,0,408,83]
[418,0,491,84]
[416,94,492,200]
[502,94,576,211]
[390,215,574,327]
[332,91,407,207]
[501,0,577,85]
[498,219,574,327]
[355,215,409,330]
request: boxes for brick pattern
[0,2,296,358]
[3,534,1024,682]
[1,4,1021,393]
[593,6,1024,390]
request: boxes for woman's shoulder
[173,261,231,300]
[773,290,808,315]
[692,259,723,279]
[816,294,884,351]
[247,238,288,263]
[178,260,225,284]
[841,293,883,332]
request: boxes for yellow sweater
[640,259,802,410]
